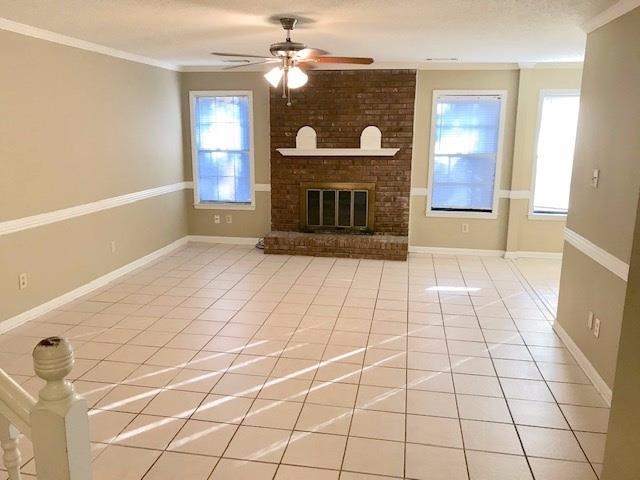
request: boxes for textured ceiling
[0,0,617,67]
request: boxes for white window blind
[193,94,252,204]
[430,95,503,212]
[532,92,580,214]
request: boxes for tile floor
[0,243,609,479]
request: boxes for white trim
[507,190,531,199]
[425,210,499,219]
[583,0,640,33]
[0,182,189,237]
[529,89,580,218]
[409,246,505,256]
[499,190,531,199]
[193,203,255,211]
[504,250,563,260]
[276,148,399,157]
[425,90,507,220]
[553,322,613,406]
[0,237,189,333]
[564,227,629,281]
[184,181,269,193]
[418,63,519,71]
[189,90,256,210]
[528,213,567,221]
[410,187,428,196]
[187,235,260,245]
[0,17,178,71]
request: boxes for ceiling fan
[212,17,374,105]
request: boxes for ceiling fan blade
[294,47,329,60]
[212,51,272,60]
[309,56,375,65]
[222,59,279,70]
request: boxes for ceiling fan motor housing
[269,41,307,57]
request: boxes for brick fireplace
[264,69,416,260]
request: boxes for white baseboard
[504,250,563,260]
[553,321,613,406]
[0,237,189,334]
[409,246,505,256]
[188,235,260,245]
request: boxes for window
[532,91,580,215]
[427,91,506,216]
[190,91,254,207]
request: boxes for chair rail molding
[0,182,190,237]
[564,227,629,281]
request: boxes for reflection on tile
[3,244,608,480]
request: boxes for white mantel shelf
[277,148,400,157]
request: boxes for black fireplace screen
[306,189,369,229]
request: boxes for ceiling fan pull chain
[282,68,287,99]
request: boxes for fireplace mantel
[276,147,399,157]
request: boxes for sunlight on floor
[0,244,605,480]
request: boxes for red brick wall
[270,69,416,236]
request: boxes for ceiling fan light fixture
[264,66,283,87]
[287,66,308,89]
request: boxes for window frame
[426,90,508,219]
[528,89,580,221]
[189,90,256,210]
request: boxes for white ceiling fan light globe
[287,66,308,89]
[264,66,283,87]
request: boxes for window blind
[194,95,251,203]
[431,95,502,212]
[532,93,580,214]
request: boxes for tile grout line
[475,256,536,479]
[504,258,603,478]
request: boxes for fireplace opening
[300,182,375,233]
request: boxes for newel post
[30,337,92,480]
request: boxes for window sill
[528,213,567,221]
[425,210,498,220]
[193,203,256,211]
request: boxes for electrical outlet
[594,318,601,338]
[592,169,600,188]
[587,311,594,330]
[18,273,28,290]
[461,223,469,233]
[225,215,233,224]
[110,240,117,253]
[214,215,221,224]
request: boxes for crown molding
[0,17,179,71]
[583,0,640,33]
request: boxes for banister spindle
[30,337,92,480]
[0,417,22,480]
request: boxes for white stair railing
[0,336,92,480]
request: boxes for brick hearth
[263,231,408,261]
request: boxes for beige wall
[409,69,519,250]
[180,72,271,238]
[0,30,187,322]
[602,196,640,480]
[506,67,582,253]
[556,7,640,389]
[409,67,582,253]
